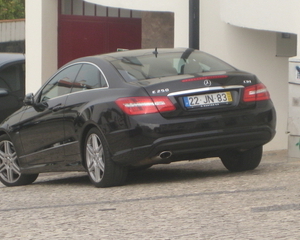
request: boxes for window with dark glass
[71,64,107,93]
[39,64,82,102]
[109,51,236,82]
[60,0,142,18]
[0,64,24,92]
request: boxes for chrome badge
[204,80,212,86]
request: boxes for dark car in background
[0,48,276,188]
[0,53,25,123]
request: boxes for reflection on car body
[0,48,276,188]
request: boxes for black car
[0,53,25,123]
[0,48,276,187]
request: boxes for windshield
[109,50,236,82]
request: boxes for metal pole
[189,0,199,49]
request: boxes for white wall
[200,0,288,151]
[25,0,58,94]
[220,0,299,34]
[220,0,300,56]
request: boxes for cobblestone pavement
[1,150,300,240]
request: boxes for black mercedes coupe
[0,48,276,187]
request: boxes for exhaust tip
[159,151,172,159]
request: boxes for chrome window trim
[36,61,110,102]
[66,86,109,97]
[71,61,110,89]
[45,86,109,101]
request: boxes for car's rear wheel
[220,146,263,172]
[0,135,38,187]
[84,128,128,188]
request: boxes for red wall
[58,15,141,67]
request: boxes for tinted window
[71,63,107,93]
[39,64,82,102]
[110,51,236,82]
[0,63,24,91]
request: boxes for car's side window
[71,63,107,93]
[0,63,24,92]
[39,64,82,102]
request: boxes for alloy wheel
[86,133,105,183]
[0,140,21,184]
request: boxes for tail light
[115,96,176,115]
[243,83,270,102]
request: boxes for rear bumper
[108,102,276,166]
[151,127,274,154]
[112,125,275,165]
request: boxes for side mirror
[24,93,48,112]
[23,93,35,106]
[0,88,9,97]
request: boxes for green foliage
[0,0,25,20]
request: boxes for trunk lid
[131,71,261,118]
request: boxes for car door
[0,62,25,122]
[18,64,82,168]
[63,63,108,158]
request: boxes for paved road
[1,150,300,239]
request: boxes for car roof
[67,48,191,67]
[0,53,25,67]
[65,48,201,69]
[101,48,189,60]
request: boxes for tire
[84,127,128,188]
[220,146,263,172]
[0,135,38,187]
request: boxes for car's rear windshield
[109,50,236,82]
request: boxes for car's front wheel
[220,146,263,172]
[84,128,128,188]
[0,135,39,187]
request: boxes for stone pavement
[1,150,300,239]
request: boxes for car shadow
[34,173,91,186]
[126,162,231,186]
[33,158,259,187]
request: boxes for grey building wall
[142,12,174,49]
